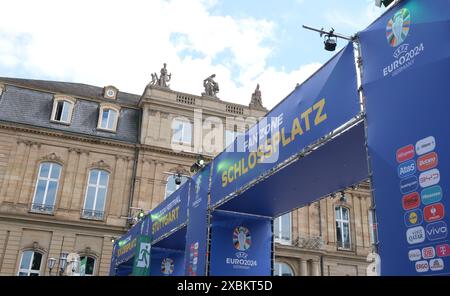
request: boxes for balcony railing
[294,235,325,250]
[81,209,105,221]
[30,203,55,214]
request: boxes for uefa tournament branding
[396,136,446,273]
[383,8,425,77]
[161,258,174,275]
[225,226,257,269]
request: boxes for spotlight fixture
[137,209,145,220]
[302,25,354,52]
[375,0,394,7]
[174,173,182,185]
[190,155,206,173]
[111,237,116,243]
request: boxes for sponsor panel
[419,169,440,188]
[398,160,416,178]
[400,176,419,195]
[404,209,423,227]
[421,247,435,260]
[421,185,443,205]
[417,152,438,171]
[425,221,448,241]
[429,258,444,272]
[397,144,415,163]
[423,203,445,223]
[415,136,436,156]
[436,244,450,257]
[408,249,421,261]
[406,226,426,245]
[402,192,420,210]
[415,260,429,273]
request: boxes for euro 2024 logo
[383,8,424,77]
[233,226,251,252]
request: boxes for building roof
[0,77,141,106]
[0,77,140,144]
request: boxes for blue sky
[0,0,387,108]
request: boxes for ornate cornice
[40,152,64,164]
[90,160,112,172]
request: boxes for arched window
[98,104,119,131]
[31,162,62,214]
[79,255,96,276]
[274,262,294,276]
[274,213,292,245]
[171,119,192,145]
[82,169,109,220]
[165,175,188,199]
[51,96,75,124]
[335,206,351,250]
[18,250,43,276]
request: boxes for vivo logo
[419,169,440,188]
[407,226,426,245]
[415,136,436,156]
[400,176,419,194]
[398,160,416,178]
[421,185,443,205]
[429,258,444,271]
[415,260,429,273]
[425,221,448,241]
[408,249,421,261]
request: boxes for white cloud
[0,0,320,109]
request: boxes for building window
[31,162,62,214]
[18,250,42,276]
[80,256,96,276]
[274,213,292,245]
[274,262,294,276]
[165,175,188,199]
[51,96,75,124]
[171,119,192,145]
[336,206,351,250]
[82,169,109,220]
[98,105,119,132]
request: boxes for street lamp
[47,257,56,275]
[58,252,68,276]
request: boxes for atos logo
[436,244,450,257]
[415,136,436,156]
[421,247,435,260]
[415,260,429,273]
[421,186,443,205]
[406,226,425,245]
[398,160,416,178]
[400,176,418,194]
[404,209,423,227]
[429,258,444,272]
[408,249,421,261]
[417,152,438,172]
[424,203,445,223]
[425,221,448,241]
[402,192,420,211]
[396,144,415,163]
[419,169,440,188]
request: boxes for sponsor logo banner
[416,136,436,156]
[404,209,423,227]
[425,221,448,241]
[417,152,438,171]
[408,249,421,261]
[429,258,444,271]
[402,192,420,210]
[421,185,443,205]
[406,226,426,245]
[419,169,440,188]
[398,160,416,178]
[400,176,419,195]
[424,203,445,223]
[397,144,415,163]
[415,260,429,273]
[421,247,435,260]
[436,244,450,257]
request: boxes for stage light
[375,0,394,7]
[324,35,337,51]
[190,155,206,173]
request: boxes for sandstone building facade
[0,76,374,276]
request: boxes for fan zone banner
[184,165,211,276]
[150,182,189,242]
[360,0,450,275]
[209,211,272,276]
[210,44,360,206]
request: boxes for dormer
[0,83,4,97]
[103,85,118,100]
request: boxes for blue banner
[360,0,450,275]
[210,43,360,206]
[151,248,185,276]
[150,181,189,242]
[184,165,211,276]
[209,211,272,276]
[114,216,151,266]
